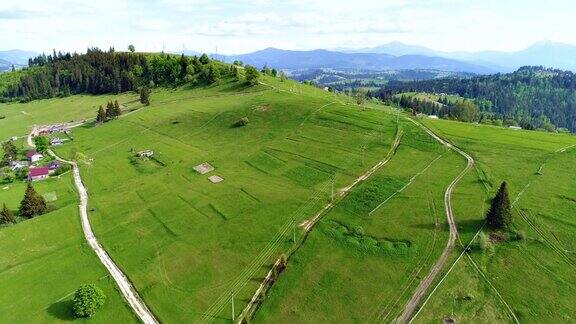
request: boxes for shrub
[244,65,260,86]
[233,117,250,128]
[73,284,106,318]
[478,232,492,252]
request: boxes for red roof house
[28,166,50,181]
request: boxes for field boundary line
[369,153,444,216]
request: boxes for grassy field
[47,76,408,322]
[2,70,576,323]
[0,173,136,322]
[253,116,467,322]
[0,92,140,141]
[411,118,576,323]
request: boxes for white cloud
[0,0,575,54]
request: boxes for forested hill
[374,66,576,132]
[1,48,231,101]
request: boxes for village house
[26,150,44,163]
[10,160,29,171]
[48,161,61,174]
[28,166,49,181]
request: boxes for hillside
[374,66,576,132]
[1,58,576,323]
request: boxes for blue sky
[1,0,576,54]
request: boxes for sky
[2,0,576,54]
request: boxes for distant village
[2,123,73,184]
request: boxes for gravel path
[28,128,158,324]
[395,119,474,323]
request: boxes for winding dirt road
[28,129,158,324]
[395,119,474,323]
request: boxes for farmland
[46,76,404,322]
[1,69,576,323]
[412,119,576,323]
[0,172,136,323]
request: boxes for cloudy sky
[2,0,576,54]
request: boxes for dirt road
[28,129,158,324]
[395,119,474,323]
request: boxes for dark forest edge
[0,47,262,103]
[371,66,576,132]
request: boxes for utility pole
[231,292,235,321]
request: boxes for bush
[233,117,250,128]
[244,65,260,86]
[515,230,526,241]
[478,232,493,252]
[73,284,106,318]
[52,164,72,176]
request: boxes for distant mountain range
[212,48,496,74]
[340,41,576,72]
[0,49,36,71]
[4,40,576,75]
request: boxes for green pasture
[412,118,576,323]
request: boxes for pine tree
[114,100,122,116]
[486,181,512,229]
[19,183,47,218]
[140,87,150,106]
[0,203,16,224]
[96,105,107,123]
[105,101,115,119]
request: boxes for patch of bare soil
[255,104,271,112]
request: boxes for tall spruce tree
[113,100,122,116]
[96,105,107,123]
[105,101,116,119]
[486,181,512,229]
[140,86,150,106]
[19,183,47,218]
[0,203,15,224]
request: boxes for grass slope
[0,174,136,322]
[49,76,402,322]
[254,117,466,322]
[413,118,576,323]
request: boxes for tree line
[372,66,576,132]
[2,48,261,101]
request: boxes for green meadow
[1,72,576,323]
[0,173,136,323]
[412,118,576,323]
[49,76,404,322]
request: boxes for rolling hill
[1,53,576,323]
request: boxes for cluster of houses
[33,124,70,136]
[9,150,62,181]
